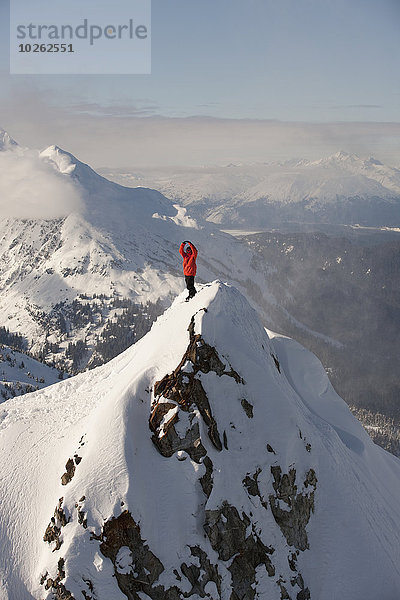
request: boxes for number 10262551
[18,43,74,53]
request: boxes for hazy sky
[1,0,399,168]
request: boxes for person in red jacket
[179,240,198,301]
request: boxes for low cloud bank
[0,146,83,219]
[9,115,400,171]
[1,85,399,170]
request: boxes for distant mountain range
[101,152,400,227]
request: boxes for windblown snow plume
[0,134,83,219]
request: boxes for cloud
[0,146,83,219]
[0,84,400,169]
[67,101,160,117]
[331,104,383,110]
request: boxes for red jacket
[179,242,198,276]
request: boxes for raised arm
[187,241,198,259]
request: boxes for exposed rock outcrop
[199,455,214,498]
[41,557,74,600]
[269,466,317,551]
[61,459,75,486]
[98,510,223,600]
[243,468,269,510]
[150,311,244,459]
[43,498,69,552]
[241,398,254,418]
[204,501,275,600]
[61,454,82,486]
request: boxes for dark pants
[185,275,196,298]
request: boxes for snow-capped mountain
[0,130,17,151]
[102,152,400,227]
[0,282,399,600]
[0,132,269,370]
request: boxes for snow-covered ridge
[0,281,399,600]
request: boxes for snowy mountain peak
[328,151,384,169]
[40,145,78,175]
[309,151,389,172]
[1,281,400,599]
[332,149,356,161]
[39,144,123,195]
[0,129,18,151]
[38,143,172,211]
[309,150,360,167]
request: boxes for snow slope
[0,345,62,401]
[106,153,400,227]
[0,281,399,600]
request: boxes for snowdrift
[0,281,400,600]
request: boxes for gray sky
[1,0,399,168]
